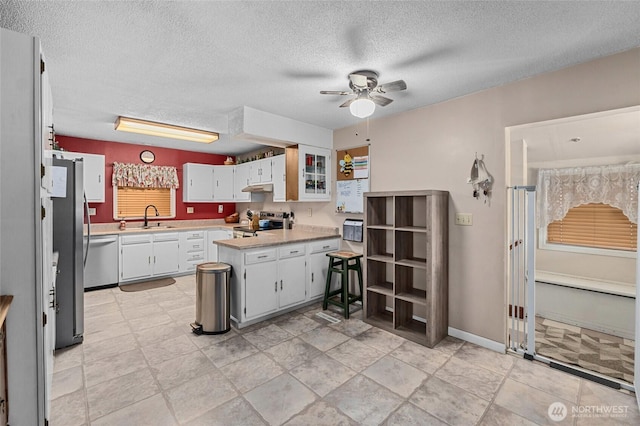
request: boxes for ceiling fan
[320,70,407,118]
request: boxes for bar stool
[323,251,364,319]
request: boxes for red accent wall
[57,136,235,224]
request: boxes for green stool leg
[342,258,349,319]
[322,258,333,310]
[355,258,363,301]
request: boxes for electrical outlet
[307,208,312,217]
[455,213,473,226]
[218,205,224,214]
[88,207,96,216]
[186,207,194,214]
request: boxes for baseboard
[448,327,505,353]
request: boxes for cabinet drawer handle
[148,256,151,264]
[258,255,268,259]
[311,272,314,282]
[280,280,283,290]
[322,245,330,249]
[274,281,277,292]
[290,250,298,254]
[193,244,200,248]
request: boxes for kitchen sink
[142,225,177,229]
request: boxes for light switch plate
[218,205,224,213]
[455,213,473,226]
[186,207,194,214]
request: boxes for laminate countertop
[87,221,238,236]
[214,229,339,250]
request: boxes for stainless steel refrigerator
[52,157,87,349]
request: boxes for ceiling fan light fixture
[115,116,219,143]
[349,96,375,118]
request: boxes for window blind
[547,203,637,251]
[116,187,171,218]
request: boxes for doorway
[505,106,640,394]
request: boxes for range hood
[242,183,273,193]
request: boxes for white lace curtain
[536,164,640,228]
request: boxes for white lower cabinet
[220,237,341,326]
[307,238,340,299]
[120,232,179,282]
[120,235,153,281]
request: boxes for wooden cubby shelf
[363,190,449,348]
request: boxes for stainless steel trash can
[191,262,231,335]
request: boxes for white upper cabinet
[298,145,330,201]
[234,162,251,201]
[249,158,273,184]
[272,155,286,202]
[183,163,214,202]
[212,165,235,202]
[49,151,105,202]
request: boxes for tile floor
[535,316,635,383]
[51,275,640,425]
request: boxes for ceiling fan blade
[320,90,353,95]
[349,73,368,88]
[370,94,393,107]
[375,80,407,93]
[339,98,356,108]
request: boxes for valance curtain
[536,164,640,228]
[112,162,179,189]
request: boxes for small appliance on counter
[233,211,287,237]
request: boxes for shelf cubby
[395,230,427,269]
[395,265,427,305]
[395,195,427,229]
[366,291,394,329]
[366,196,393,227]
[366,228,393,261]
[395,299,427,344]
[366,259,394,296]
[364,190,448,348]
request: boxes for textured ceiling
[2,1,640,154]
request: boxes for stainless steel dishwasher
[83,235,119,289]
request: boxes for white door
[234,163,251,201]
[184,163,214,202]
[81,153,105,202]
[120,243,153,281]
[213,166,235,202]
[245,262,278,319]
[272,155,286,202]
[278,256,307,308]
[308,252,330,299]
[152,240,180,276]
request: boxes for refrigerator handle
[83,192,90,268]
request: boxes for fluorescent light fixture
[115,116,219,143]
[349,95,375,118]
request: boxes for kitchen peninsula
[215,228,341,328]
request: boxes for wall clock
[140,150,155,164]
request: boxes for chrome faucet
[144,204,159,227]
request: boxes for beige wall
[250,47,640,343]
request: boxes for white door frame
[505,115,638,397]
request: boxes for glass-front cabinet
[300,145,330,200]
